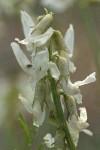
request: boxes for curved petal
[74,72,96,87]
[82,129,93,136]
[21,11,35,37]
[35,105,46,126]
[43,133,55,148]
[62,78,80,95]
[79,107,87,122]
[32,48,49,70]
[49,62,60,80]
[64,24,74,54]
[11,42,33,75]
[30,70,46,90]
[69,60,76,73]
[74,93,82,104]
[32,101,45,126]
[18,94,33,114]
[30,27,54,47]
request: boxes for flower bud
[57,56,69,80]
[55,129,66,150]
[52,31,69,54]
[31,13,53,35]
[49,110,60,127]
[33,80,48,109]
[64,95,78,119]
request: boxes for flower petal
[82,129,93,136]
[69,60,76,73]
[32,48,49,71]
[62,78,80,95]
[18,94,33,114]
[74,72,96,87]
[74,93,82,104]
[30,27,54,47]
[21,11,35,37]
[79,107,87,122]
[43,133,55,148]
[33,104,46,126]
[64,24,74,54]
[32,101,46,126]
[11,42,33,75]
[49,62,60,80]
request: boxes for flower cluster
[11,10,96,149]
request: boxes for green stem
[77,1,100,75]
[50,77,76,150]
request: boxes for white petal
[62,78,80,95]
[35,105,46,126]
[19,28,54,49]
[18,94,33,114]
[33,123,39,127]
[32,48,49,71]
[43,134,55,148]
[30,27,54,47]
[74,72,96,87]
[30,71,46,90]
[79,107,87,122]
[74,93,82,104]
[11,42,33,75]
[64,24,74,54]
[49,62,60,80]
[32,101,45,126]
[18,37,30,45]
[21,11,35,37]
[68,117,80,146]
[82,129,93,136]
[69,115,79,130]
[69,60,76,73]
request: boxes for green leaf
[37,143,44,150]
[18,113,32,149]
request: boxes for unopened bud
[52,31,69,54]
[31,13,53,35]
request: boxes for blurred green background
[0,0,100,149]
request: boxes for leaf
[37,143,44,150]
[18,113,32,148]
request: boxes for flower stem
[50,77,76,150]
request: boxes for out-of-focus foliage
[0,0,36,16]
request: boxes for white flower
[19,94,46,127]
[16,11,54,52]
[68,107,92,146]
[17,27,54,52]
[43,133,55,148]
[62,72,96,104]
[11,42,60,88]
[41,0,75,13]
